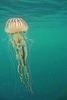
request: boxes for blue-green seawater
[0,0,67,100]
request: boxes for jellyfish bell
[5,18,28,47]
[5,18,28,34]
[5,18,33,93]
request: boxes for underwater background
[0,0,67,100]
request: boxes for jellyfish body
[5,18,33,93]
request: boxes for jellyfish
[5,18,33,93]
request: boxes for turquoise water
[0,0,67,100]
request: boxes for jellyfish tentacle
[24,65,33,93]
[21,44,33,93]
[11,33,33,93]
[16,42,27,90]
[11,35,27,90]
[18,61,27,89]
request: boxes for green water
[0,0,67,100]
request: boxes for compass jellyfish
[5,18,33,93]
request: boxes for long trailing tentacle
[22,44,33,93]
[11,37,27,90]
[18,60,27,89]
[11,33,33,93]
